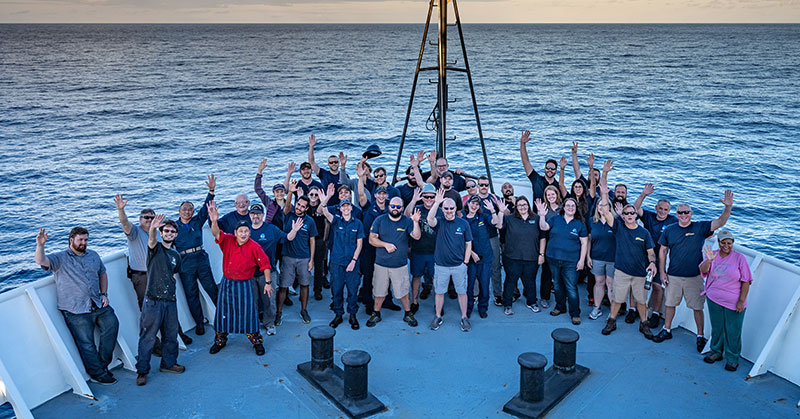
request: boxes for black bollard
[341,350,371,401]
[517,352,547,403]
[309,326,336,373]
[551,328,579,373]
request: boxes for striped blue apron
[214,276,258,334]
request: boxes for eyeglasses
[677,210,691,215]
[442,206,455,210]
[622,211,636,215]
[389,204,403,209]
[162,229,177,234]
[436,164,448,168]
[467,185,476,189]
[545,166,557,171]
[308,193,318,197]
[478,183,490,187]
[422,195,435,199]
[141,215,154,220]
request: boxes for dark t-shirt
[330,215,365,266]
[527,169,561,202]
[589,220,615,263]
[297,179,324,197]
[433,216,473,267]
[250,222,286,267]
[317,168,340,191]
[397,183,417,206]
[370,214,414,268]
[659,220,713,277]
[443,189,463,212]
[640,209,677,254]
[465,212,494,262]
[502,215,542,261]
[546,216,588,263]
[613,222,654,277]
[411,205,437,255]
[283,213,318,259]
[327,203,363,221]
[431,173,468,192]
[146,243,181,302]
[308,203,328,242]
[218,210,250,234]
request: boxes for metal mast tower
[391,0,493,191]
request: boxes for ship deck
[31,287,800,419]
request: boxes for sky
[1,0,799,23]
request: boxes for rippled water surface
[1,24,799,291]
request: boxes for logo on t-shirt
[396,228,406,232]
[635,237,645,242]
[685,232,694,237]
[456,227,463,235]
[570,228,578,236]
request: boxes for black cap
[363,144,382,159]
[249,203,264,214]
[300,162,312,170]
[235,220,251,230]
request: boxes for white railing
[1,182,799,418]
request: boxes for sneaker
[289,286,298,295]
[494,297,503,306]
[322,279,331,289]
[504,306,514,316]
[209,342,226,354]
[647,313,660,329]
[136,373,147,386]
[420,286,431,300]
[589,306,602,320]
[179,331,193,345]
[403,312,418,327]
[410,302,419,314]
[429,316,443,331]
[366,312,381,327]
[254,344,265,356]
[526,303,540,313]
[460,318,472,332]
[160,364,186,374]
[624,309,637,324]
[349,314,360,330]
[314,292,323,301]
[704,352,723,364]
[639,322,654,340]
[266,325,276,336]
[550,309,563,316]
[652,329,673,343]
[696,336,708,353]
[91,374,117,385]
[571,317,581,325]
[195,324,205,336]
[274,311,282,326]
[300,309,311,324]
[724,363,738,372]
[540,299,549,309]
[329,314,343,328]
[479,311,488,319]
[284,296,294,306]
[601,317,616,335]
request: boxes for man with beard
[307,185,330,300]
[396,151,427,206]
[366,166,401,200]
[427,192,474,332]
[276,180,318,325]
[436,171,463,213]
[307,134,341,191]
[35,226,120,385]
[135,215,186,386]
[284,161,323,197]
[366,196,422,328]
[519,130,561,201]
[218,193,251,234]
[207,203,272,356]
[175,174,218,336]
[475,176,504,307]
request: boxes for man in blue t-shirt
[307,134,342,192]
[633,183,678,328]
[366,197,421,328]
[653,190,734,351]
[427,191,474,332]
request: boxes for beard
[162,238,174,245]
[73,243,87,252]
[503,191,513,198]
[389,209,402,219]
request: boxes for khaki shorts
[373,264,410,299]
[612,270,646,305]
[665,275,705,310]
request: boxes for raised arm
[356,161,369,208]
[200,174,217,222]
[34,228,50,267]
[317,184,335,223]
[254,159,273,207]
[427,189,445,228]
[710,190,733,231]
[587,153,597,199]
[520,130,534,176]
[148,214,165,249]
[425,150,439,184]
[571,141,583,180]
[411,151,426,186]
[598,177,615,228]
[308,134,321,176]
[284,179,298,215]
[283,161,296,192]
[534,199,550,231]
[484,200,502,228]
[558,155,568,197]
[410,208,422,240]
[113,193,133,235]
[633,183,654,217]
[207,201,221,241]
[339,152,352,185]
[405,187,421,217]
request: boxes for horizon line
[2,21,799,24]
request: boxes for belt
[179,246,203,255]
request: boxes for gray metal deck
[32,288,800,418]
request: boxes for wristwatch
[99,292,107,297]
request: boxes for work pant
[331,263,360,315]
[179,251,218,327]
[540,259,553,301]
[549,257,580,318]
[62,305,119,379]
[490,236,502,298]
[130,271,147,310]
[136,299,179,374]
[503,257,539,308]
[252,271,278,328]
[468,260,492,315]
[708,298,746,365]
[359,246,376,311]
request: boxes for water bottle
[644,270,653,290]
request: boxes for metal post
[552,328,580,373]
[437,0,447,158]
[341,350,371,401]
[309,326,336,373]
[517,352,547,403]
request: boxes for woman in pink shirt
[699,229,752,371]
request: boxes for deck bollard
[309,326,336,373]
[341,350,371,401]
[517,352,547,403]
[551,328,579,373]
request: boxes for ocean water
[1,24,799,292]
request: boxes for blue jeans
[136,298,179,374]
[331,263,361,315]
[502,257,539,308]
[549,257,580,317]
[179,251,218,326]
[467,261,491,314]
[62,305,119,379]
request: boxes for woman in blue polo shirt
[587,200,615,320]
[540,198,588,325]
[463,195,501,319]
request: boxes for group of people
[35,131,753,387]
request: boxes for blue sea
[1,24,799,293]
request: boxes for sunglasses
[478,183,490,187]
[545,166,557,171]
[375,173,386,178]
[328,161,339,165]
[677,210,691,215]
[162,229,177,234]
[622,211,636,215]
[422,195,435,199]
[308,193,318,197]
[467,185,477,189]
[141,215,155,220]
[442,206,455,210]
[389,204,403,209]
